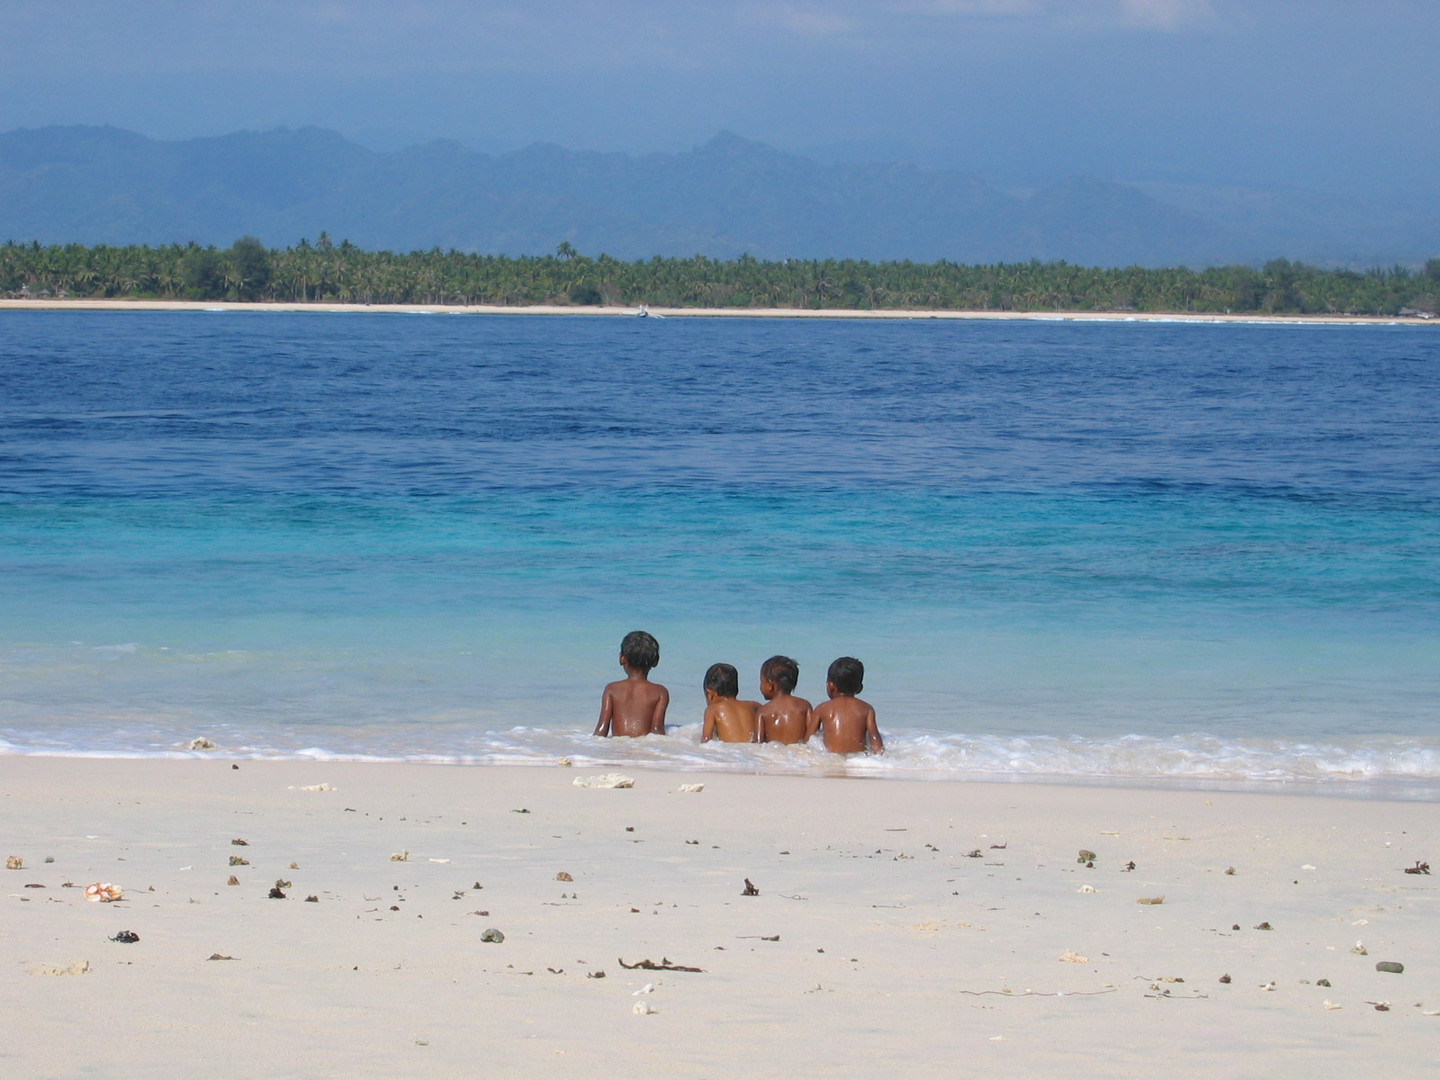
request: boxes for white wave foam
[4,724,1439,794]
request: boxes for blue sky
[2,1,1436,195]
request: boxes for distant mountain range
[2,125,1435,268]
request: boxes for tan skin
[593,655,669,737]
[701,690,760,743]
[807,681,883,755]
[756,674,813,744]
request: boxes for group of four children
[592,630,884,755]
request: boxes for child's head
[619,630,660,672]
[703,662,739,699]
[827,656,864,695]
[760,655,800,695]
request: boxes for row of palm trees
[3,237,1438,316]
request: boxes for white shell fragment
[632,1001,657,1015]
[677,783,705,793]
[573,773,635,789]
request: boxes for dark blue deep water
[2,311,1437,787]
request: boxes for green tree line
[4,235,1439,316]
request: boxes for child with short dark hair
[756,655,813,744]
[701,662,760,743]
[807,656,883,754]
[593,630,670,737]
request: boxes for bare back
[757,693,813,744]
[595,676,669,737]
[808,694,882,755]
[702,698,759,743]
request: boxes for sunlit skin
[593,654,669,737]
[701,689,760,743]
[756,673,813,744]
[807,681,883,755]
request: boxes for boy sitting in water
[593,630,670,738]
[700,662,760,743]
[807,656,884,755]
[756,655,813,744]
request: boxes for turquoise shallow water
[1,311,1437,789]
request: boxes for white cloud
[1117,0,1217,29]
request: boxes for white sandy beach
[3,758,1436,1078]
[1,297,1432,326]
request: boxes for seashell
[632,1001,656,1015]
[188,737,215,750]
[480,928,505,943]
[1352,942,1368,955]
[1323,1000,1342,1010]
[83,882,122,902]
[1076,850,1097,864]
[1079,884,1096,893]
[390,850,409,862]
[556,757,572,767]
[1137,896,1165,905]
[556,872,574,882]
[678,783,705,793]
[30,960,90,976]
[1058,950,1088,963]
[5,855,22,870]
[632,983,655,996]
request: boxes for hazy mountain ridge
[1,125,1434,267]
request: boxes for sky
[1,1,1437,195]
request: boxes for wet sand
[3,757,1437,1078]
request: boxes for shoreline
[4,757,1437,1078]
[1,296,1432,325]
[4,747,1438,803]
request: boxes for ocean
[2,310,1437,793]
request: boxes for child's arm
[804,704,822,743]
[865,705,883,755]
[700,704,716,742]
[650,686,670,736]
[593,687,614,737]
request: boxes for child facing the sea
[808,656,884,755]
[756,655,812,744]
[700,662,760,743]
[593,630,670,737]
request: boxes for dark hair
[761,655,799,694]
[703,662,739,698]
[619,630,660,672]
[827,656,864,695]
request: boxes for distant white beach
[2,298,1431,326]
